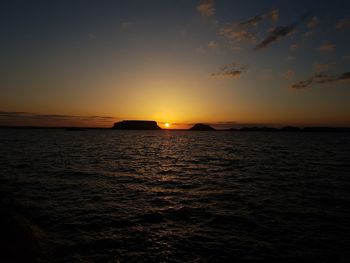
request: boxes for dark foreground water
[1,129,350,262]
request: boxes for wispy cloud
[220,25,256,43]
[335,19,350,29]
[211,63,248,78]
[196,0,215,18]
[253,12,316,51]
[0,112,116,127]
[240,8,279,27]
[208,40,219,49]
[317,42,335,52]
[195,41,219,54]
[313,62,336,72]
[218,7,280,49]
[270,8,279,22]
[290,72,350,89]
[254,23,297,51]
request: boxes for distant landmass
[113,120,161,130]
[1,123,349,132]
[189,123,216,131]
[227,126,350,132]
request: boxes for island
[189,123,216,131]
[112,120,161,130]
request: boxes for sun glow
[164,123,170,128]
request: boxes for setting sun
[165,123,170,128]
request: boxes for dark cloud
[253,12,315,51]
[0,112,116,127]
[290,72,350,89]
[0,111,32,117]
[211,63,248,78]
[254,23,297,51]
[219,8,279,48]
[239,8,279,27]
[239,15,265,27]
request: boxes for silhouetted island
[189,123,216,131]
[113,120,161,130]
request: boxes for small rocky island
[113,120,161,130]
[189,123,216,131]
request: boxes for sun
[164,123,170,128]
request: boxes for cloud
[208,40,219,49]
[195,41,219,54]
[253,12,316,51]
[239,8,279,27]
[335,19,350,29]
[219,8,279,48]
[317,42,335,52]
[0,112,116,127]
[254,23,297,51]
[290,72,350,89]
[196,0,215,18]
[313,62,336,72]
[220,25,256,43]
[239,15,264,27]
[283,69,295,79]
[211,63,248,78]
[270,8,279,22]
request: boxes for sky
[0,0,349,128]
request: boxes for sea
[1,129,350,262]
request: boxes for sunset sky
[1,0,349,128]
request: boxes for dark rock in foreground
[189,123,216,131]
[113,120,161,130]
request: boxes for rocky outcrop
[113,120,161,130]
[189,123,216,131]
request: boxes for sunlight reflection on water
[1,129,350,262]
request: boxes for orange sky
[1,0,350,128]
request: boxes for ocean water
[1,129,350,262]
